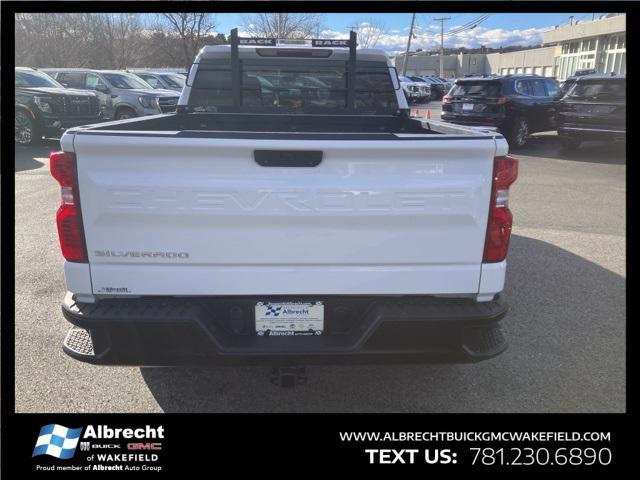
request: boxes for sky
[213,12,611,54]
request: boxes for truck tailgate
[71,134,497,296]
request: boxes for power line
[414,14,491,41]
[419,14,488,38]
[440,14,491,37]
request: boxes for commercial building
[485,47,556,78]
[545,13,626,80]
[391,13,625,80]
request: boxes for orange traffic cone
[425,109,431,119]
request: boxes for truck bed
[70,112,500,138]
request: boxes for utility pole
[434,16,451,78]
[402,12,416,76]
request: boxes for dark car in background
[410,76,448,100]
[14,67,101,146]
[441,74,561,148]
[557,74,625,150]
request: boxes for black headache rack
[177,28,392,116]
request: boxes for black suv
[441,75,562,148]
[559,69,597,96]
[557,74,625,150]
[15,67,101,146]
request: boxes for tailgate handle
[254,150,322,167]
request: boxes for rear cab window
[188,59,399,114]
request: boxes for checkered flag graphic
[32,424,83,459]
[265,305,283,316]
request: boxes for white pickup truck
[52,30,518,369]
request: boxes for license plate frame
[255,301,324,337]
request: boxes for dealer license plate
[255,301,324,337]
[462,103,475,111]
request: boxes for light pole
[402,13,416,76]
[433,16,451,78]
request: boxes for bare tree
[15,13,87,67]
[241,13,323,39]
[156,13,218,68]
[354,18,386,48]
[14,13,224,69]
[83,14,145,68]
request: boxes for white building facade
[391,13,625,81]
[544,13,626,80]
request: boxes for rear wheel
[507,117,530,149]
[559,136,581,151]
[15,110,42,146]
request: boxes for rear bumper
[61,293,508,366]
[441,113,506,129]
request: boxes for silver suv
[41,68,180,120]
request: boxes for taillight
[50,151,87,262]
[483,155,518,263]
[442,95,452,104]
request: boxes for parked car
[127,70,186,92]
[441,74,562,148]
[14,67,101,146]
[398,75,430,104]
[51,32,517,368]
[557,73,626,150]
[41,68,180,120]
[560,69,599,96]
[410,76,448,100]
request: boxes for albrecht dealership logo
[33,424,164,458]
[33,425,83,459]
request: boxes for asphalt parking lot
[15,105,625,413]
